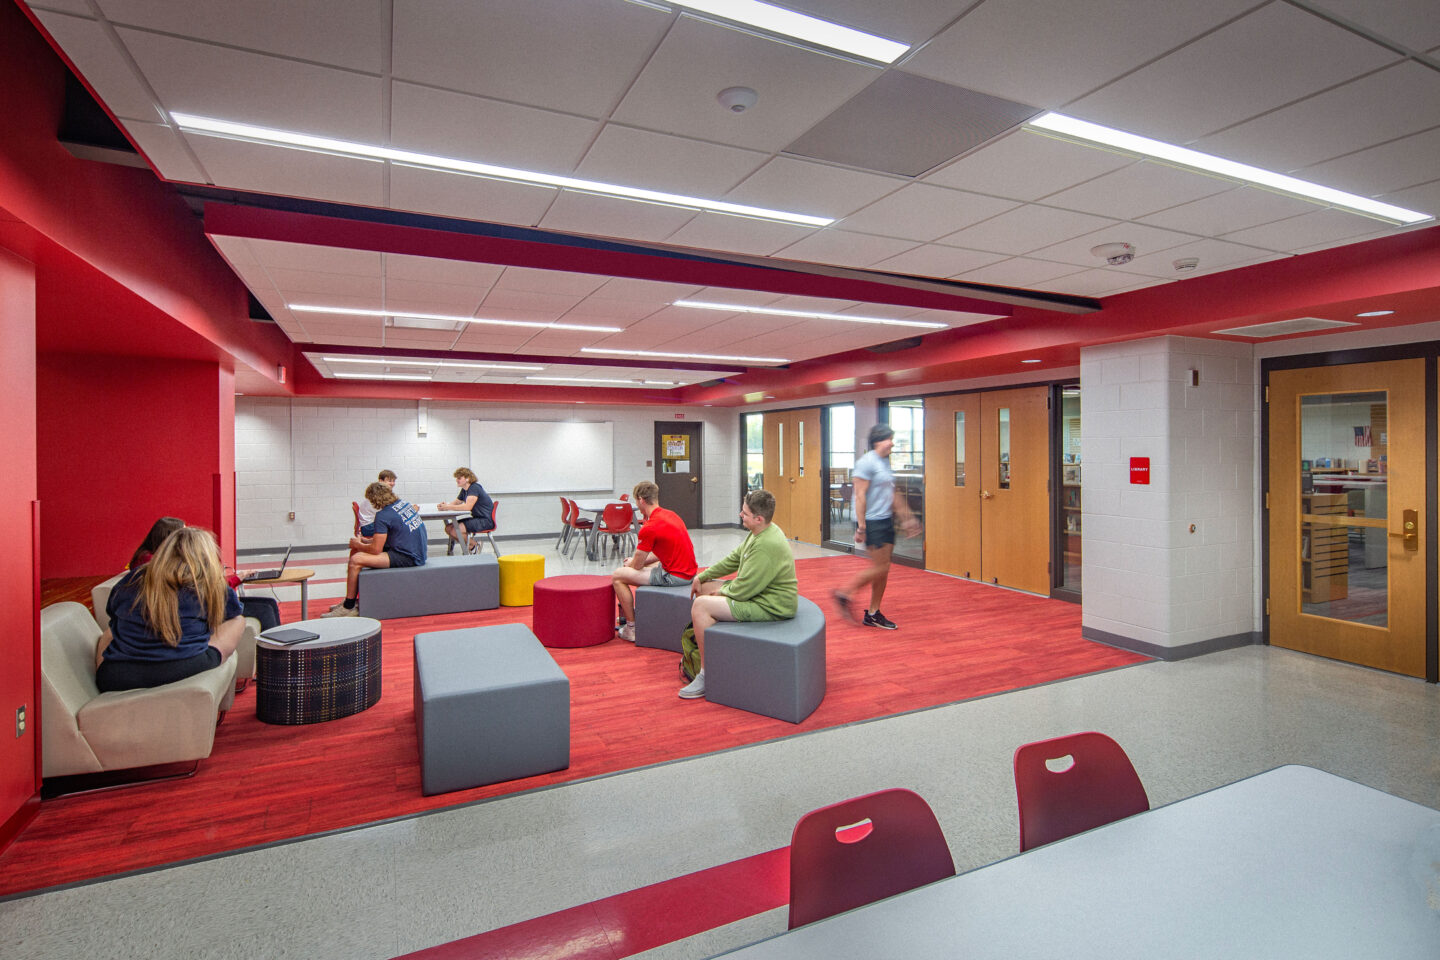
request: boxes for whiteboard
[469,420,614,493]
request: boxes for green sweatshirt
[695,521,798,621]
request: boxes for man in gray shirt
[832,423,919,629]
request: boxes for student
[832,423,920,630]
[127,516,184,569]
[611,481,698,642]
[96,526,245,691]
[680,490,797,700]
[326,482,427,617]
[355,470,397,540]
[124,516,279,632]
[438,467,494,555]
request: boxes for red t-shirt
[636,506,698,580]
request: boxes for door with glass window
[762,407,823,544]
[1268,360,1427,676]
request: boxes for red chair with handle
[351,501,362,537]
[1013,731,1149,851]
[595,502,635,560]
[467,500,501,556]
[563,498,593,558]
[788,788,955,929]
[555,496,572,550]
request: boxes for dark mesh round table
[255,617,383,724]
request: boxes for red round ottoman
[532,574,614,648]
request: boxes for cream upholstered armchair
[41,602,237,779]
[92,574,259,689]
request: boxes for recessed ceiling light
[861,381,875,385]
[332,372,432,381]
[668,0,908,63]
[1027,113,1434,226]
[292,304,621,333]
[673,299,946,329]
[171,113,833,227]
[526,376,677,385]
[320,356,546,370]
[1021,358,1042,364]
[1356,310,1394,317]
[580,347,789,364]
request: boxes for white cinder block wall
[236,398,738,551]
[1080,336,1258,653]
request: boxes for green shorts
[725,597,782,622]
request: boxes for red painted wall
[0,244,39,840]
[37,354,233,578]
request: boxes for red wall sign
[1130,457,1151,484]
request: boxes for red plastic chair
[788,788,955,929]
[351,501,362,537]
[468,500,500,556]
[555,496,571,550]
[563,498,593,558]
[1013,731,1150,851]
[596,502,635,559]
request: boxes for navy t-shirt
[377,498,428,565]
[462,482,494,530]
[105,570,243,662]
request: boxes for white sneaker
[618,623,635,642]
[327,601,346,613]
[678,669,706,699]
[323,604,358,618]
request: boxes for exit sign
[1130,457,1151,484]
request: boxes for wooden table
[255,617,382,724]
[713,766,1440,959]
[242,567,315,620]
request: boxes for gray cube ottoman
[704,596,826,724]
[359,554,499,620]
[413,623,570,795]
[634,584,693,652]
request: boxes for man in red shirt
[612,481,698,642]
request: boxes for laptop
[242,545,292,582]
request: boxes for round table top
[243,567,315,586]
[257,616,381,650]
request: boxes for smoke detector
[717,86,758,113]
[1174,257,1200,272]
[1091,241,1135,265]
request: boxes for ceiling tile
[1222,208,1401,251]
[390,0,670,118]
[665,213,816,256]
[123,120,206,183]
[780,0,975,45]
[577,125,767,198]
[185,136,386,206]
[838,184,1019,241]
[380,328,464,347]
[771,229,917,268]
[388,164,556,227]
[117,28,383,141]
[1195,61,1440,171]
[1298,127,1440,196]
[727,157,903,220]
[901,0,1258,108]
[494,267,610,298]
[539,191,700,244]
[479,289,580,316]
[34,11,162,122]
[383,254,503,288]
[267,267,383,300]
[29,0,90,13]
[1029,222,1197,268]
[1378,180,1440,219]
[940,204,1115,255]
[870,244,1007,278]
[922,129,1135,201]
[1300,0,1440,51]
[208,235,259,269]
[94,0,388,72]
[594,278,705,303]
[612,15,881,153]
[1137,186,1321,236]
[953,257,1083,287]
[1031,269,1170,297]
[564,298,664,322]
[1067,3,1399,142]
[389,83,598,176]
[383,280,487,311]
[1120,238,1287,278]
[1042,160,1235,220]
[247,240,382,275]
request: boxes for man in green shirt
[680,489,798,700]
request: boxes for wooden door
[654,422,702,529]
[762,409,823,544]
[1268,360,1427,677]
[923,392,982,578]
[978,386,1051,594]
[763,413,791,533]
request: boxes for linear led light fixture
[320,356,546,371]
[172,113,833,227]
[580,346,789,364]
[527,376,678,385]
[333,372,432,381]
[1027,113,1434,226]
[291,304,622,333]
[668,0,908,63]
[673,299,946,329]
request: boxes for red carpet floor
[2,556,1145,896]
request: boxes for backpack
[680,622,701,680]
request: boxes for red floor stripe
[396,847,789,960]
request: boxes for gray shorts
[650,567,693,587]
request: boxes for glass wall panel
[743,413,764,493]
[826,404,856,544]
[1058,386,1081,592]
[885,399,924,564]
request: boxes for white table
[419,509,479,555]
[713,766,1440,959]
[572,499,629,561]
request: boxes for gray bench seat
[634,584,693,652]
[413,623,570,795]
[705,596,826,724]
[358,553,499,620]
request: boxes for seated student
[437,467,494,555]
[611,481,698,642]
[354,469,398,542]
[96,526,245,691]
[679,489,798,700]
[128,516,184,569]
[119,516,280,633]
[326,482,427,617]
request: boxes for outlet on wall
[288,512,296,521]
[15,704,25,738]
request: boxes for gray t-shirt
[852,449,894,522]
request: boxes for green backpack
[680,622,701,680]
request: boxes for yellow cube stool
[498,553,546,606]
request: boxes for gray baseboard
[1081,626,1262,661]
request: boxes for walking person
[832,423,919,629]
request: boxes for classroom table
[242,567,315,620]
[712,765,1440,960]
[572,499,629,561]
[419,508,480,555]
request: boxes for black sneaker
[864,610,898,630]
[831,589,861,624]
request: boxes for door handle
[1388,509,1418,551]
[789,477,796,483]
[981,490,994,500]
[690,476,699,484]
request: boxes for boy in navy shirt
[327,482,427,616]
[438,466,494,555]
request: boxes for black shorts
[863,516,896,549]
[460,516,494,533]
[386,550,420,568]
[96,646,223,693]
